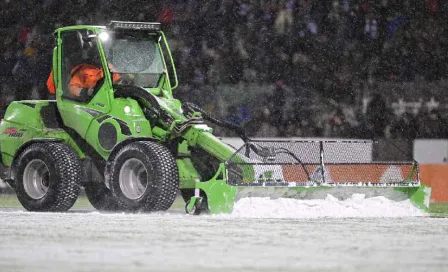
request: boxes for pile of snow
[229,194,427,218]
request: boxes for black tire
[84,182,120,211]
[15,142,81,212]
[181,189,209,214]
[108,141,179,212]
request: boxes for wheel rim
[23,159,50,200]
[119,158,149,200]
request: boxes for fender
[8,138,64,186]
[108,137,157,161]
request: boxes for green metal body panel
[0,101,85,166]
[395,184,431,212]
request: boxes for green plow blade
[190,140,432,215]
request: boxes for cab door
[56,29,112,139]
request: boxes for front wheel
[15,142,81,212]
[107,141,179,212]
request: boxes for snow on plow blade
[193,140,431,214]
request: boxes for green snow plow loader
[0,21,431,214]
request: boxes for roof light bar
[108,21,161,31]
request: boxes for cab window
[60,30,104,102]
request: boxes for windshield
[101,30,165,88]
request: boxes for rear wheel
[15,142,81,212]
[84,182,120,211]
[108,141,179,212]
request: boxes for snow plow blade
[190,140,431,215]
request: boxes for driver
[46,62,120,98]
[68,63,120,97]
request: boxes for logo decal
[4,128,23,137]
[4,128,17,134]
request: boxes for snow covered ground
[1,195,448,271]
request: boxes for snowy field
[1,195,448,272]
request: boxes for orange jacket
[47,70,56,94]
[46,63,120,95]
[69,64,104,96]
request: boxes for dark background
[1,0,447,140]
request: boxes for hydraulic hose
[183,102,311,181]
[183,102,250,143]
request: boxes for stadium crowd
[0,0,447,140]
